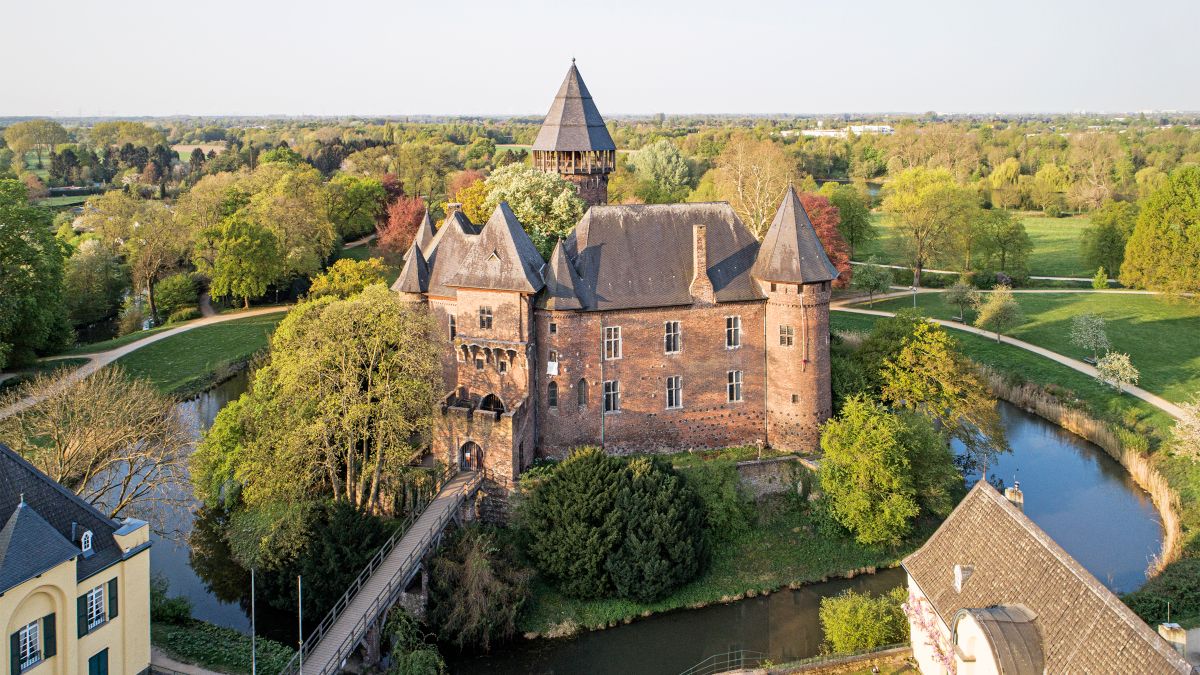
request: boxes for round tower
[750,185,840,454]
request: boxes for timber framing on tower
[532,60,616,207]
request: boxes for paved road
[831,291,1184,419]
[343,233,377,249]
[0,306,290,419]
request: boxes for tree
[395,144,452,199]
[153,273,199,319]
[428,527,534,650]
[202,218,283,308]
[975,209,1032,275]
[0,179,71,368]
[1080,199,1138,277]
[820,587,909,654]
[126,206,184,320]
[376,196,426,262]
[989,157,1023,210]
[851,256,892,308]
[819,182,875,251]
[1096,352,1139,394]
[0,366,191,536]
[1173,394,1200,464]
[326,175,387,239]
[88,121,167,150]
[237,164,337,278]
[881,321,1008,470]
[4,120,69,168]
[973,284,1024,343]
[482,163,586,259]
[454,179,490,225]
[308,258,387,299]
[189,147,207,171]
[629,139,692,195]
[941,279,979,321]
[21,174,48,203]
[1069,312,1111,362]
[1120,166,1200,293]
[385,611,445,675]
[522,447,624,598]
[447,169,484,202]
[1067,133,1121,210]
[882,167,974,287]
[714,134,794,239]
[1092,267,1108,290]
[64,239,127,326]
[799,192,854,287]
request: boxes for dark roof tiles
[750,185,840,284]
[424,211,481,299]
[531,63,617,152]
[392,242,430,294]
[0,501,80,594]
[446,202,546,294]
[536,240,584,310]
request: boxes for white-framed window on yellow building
[17,620,40,671]
[86,585,105,630]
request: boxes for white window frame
[664,321,681,354]
[604,326,622,360]
[19,620,40,671]
[604,380,620,412]
[666,376,682,409]
[727,370,743,402]
[725,316,741,349]
[779,324,794,347]
[81,530,93,553]
[86,585,105,630]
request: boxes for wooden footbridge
[279,467,501,675]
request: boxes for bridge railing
[278,464,475,675]
[678,643,910,675]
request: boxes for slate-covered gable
[749,185,840,285]
[392,242,430,294]
[536,240,583,310]
[0,501,81,594]
[531,62,617,153]
[446,203,546,294]
[424,211,482,299]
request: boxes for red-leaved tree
[448,170,485,202]
[380,173,405,205]
[799,192,853,287]
[377,196,426,264]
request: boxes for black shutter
[42,614,56,659]
[77,595,88,637]
[10,633,19,675]
[97,650,108,675]
[107,579,118,620]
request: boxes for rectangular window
[779,325,794,347]
[727,371,743,402]
[664,321,681,353]
[548,382,559,408]
[604,327,622,360]
[449,315,456,340]
[604,381,620,412]
[725,316,741,348]
[549,322,558,335]
[86,586,105,630]
[18,620,39,671]
[792,394,800,404]
[479,306,492,329]
[498,360,508,374]
[666,376,682,409]
[474,358,484,371]
[770,282,777,292]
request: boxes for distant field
[852,213,1095,278]
[41,195,91,208]
[172,144,225,162]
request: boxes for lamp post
[909,286,916,308]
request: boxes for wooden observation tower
[532,60,616,209]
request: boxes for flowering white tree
[629,139,691,194]
[1174,395,1200,463]
[483,163,586,259]
[1070,312,1111,361]
[1095,352,1139,394]
[902,591,957,675]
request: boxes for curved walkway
[848,260,1115,284]
[831,291,1183,419]
[0,306,290,419]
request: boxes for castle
[393,63,840,481]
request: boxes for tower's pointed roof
[0,500,80,594]
[750,186,840,284]
[532,61,616,152]
[392,242,429,294]
[406,210,437,259]
[446,202,546,293]
[536,240,584,310]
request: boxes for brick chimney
[445,202,463,218]
[689,224,715,305]
[1005,481,1024,512]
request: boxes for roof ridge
[0,443,119,527]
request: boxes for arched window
[480,394,504,414]
[548,382,559,408]
[81,530,93,553]
[577,378,588,406]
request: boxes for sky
[3,0,1199,118]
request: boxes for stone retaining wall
[735,455,819,499]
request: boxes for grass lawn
[41,195,92,208]
[857,292,1200,405]
[113,314,282,394]
[852,213,1095,278]
[60,324,182,356]
[151,621,294,675]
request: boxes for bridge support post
[363,615,384,670]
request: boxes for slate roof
[536,240,584,310]
[424,211,482,299]
[392,242,429,294]
[446,202,546,294]
[903,482,1194,675]
[0,501,80,594]
[531,62,617,153]
[404,211,437,261]
[562,202,763,311]
[749,185,840,284]
[0,442,122,587]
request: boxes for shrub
[162,620,294,675]
[678,460,755,540]
[149,571,194,623]
[167,307,202,323]
[428,527,533,650]
[1121,558,1200,628]
[118,295,146,335]
[1044,204,1062,218]
[819,586,909,653]
[386,611,444,675]
[831,353,870,415]
[521,457,560,480]
[154,273,200,319]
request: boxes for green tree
[1069,312,1111,362]
[483,163,586,259]
[522,447,624,598]
[0,179,71,368]
[385,611,445,675]
[975,209,1032,275]
[428,527,533,650]
[941,279,979,321]
[1092,266,1108,289]
[605,456,709,603]
[850,256,892,308]
[1096,352,1139,394]
[819,182,875,251]
[628,139,692,196]
[853,310,929,395]
[4,120,70,168]
[308,258,388,299]
[1121,167,1200,292]
[973,284,1025,343]
[327,175,387,239]
[88,120,167,149]
[63,239,127,326]
[882,167,974,287]
[203,218,283,308]
[819,587,909,654]
[1080,199,1138,277]
[153,273,199,319]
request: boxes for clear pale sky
[4,0,1198,117]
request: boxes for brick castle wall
[565,174,609,208]
[763,281,833,453]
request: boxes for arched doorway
[461,441,483,471]
[480,394,504,414]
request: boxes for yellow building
[1,443,151,675]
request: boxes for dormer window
[81,530,93,555]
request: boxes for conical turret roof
[0,500,79,594]
[750,186,840,284]
[536,240,584,310]
[532,61,616,152]
[446,202,546,293]
[392,242,429,294]
[405,210,436,260]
